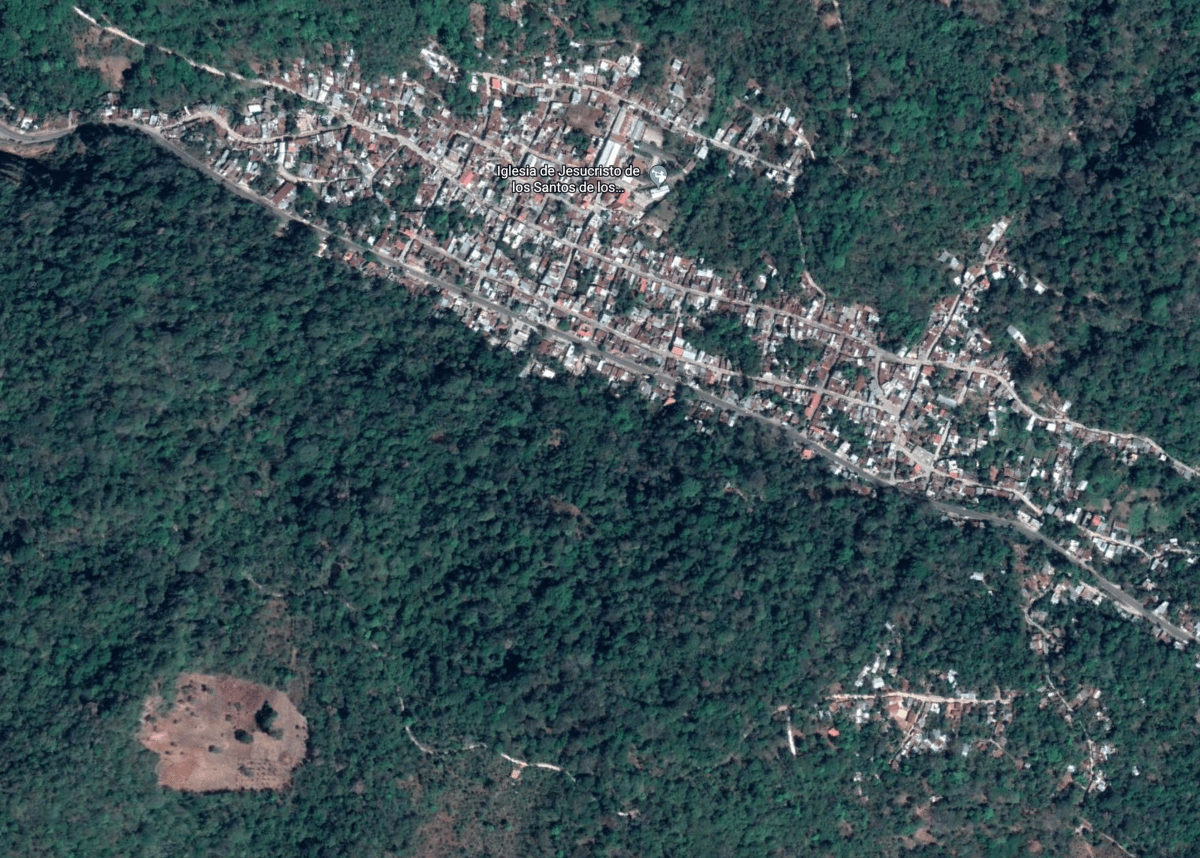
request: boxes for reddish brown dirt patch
[1070,838,1096,858]
[98,56,132,89]
[548,497,582,518]
[138,673,307,792]
[497,1,522,22]
[74,28,133,90]
[565,105,607,136]
[468,3,487,39]
[0,140,56,159]
[404,755,539,858]
[901,826,938,849]
[914,826,938,845]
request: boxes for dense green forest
[3,127,1200,857]
[0,0,460,109]
[668,155,803,294]
[687,310,763,384]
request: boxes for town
[9,6,1198,654]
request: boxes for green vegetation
[504,94,540,119]
[772,337,826,376]
[562,128,591,156]
[423,201,481,242]
[120,51,247,112]
[0,0,473,112]
[687,310,762,378]
[442,76,481,118]
[0,1,106,110]
[1072,452,1200,545]
[670,155,803,291]
[621,0,1200,408]
[381,164,422,211]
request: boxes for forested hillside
[2,128,1200,857]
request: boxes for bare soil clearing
[468,3,487,46]
[138,673,307,791]
[73,28,131,90]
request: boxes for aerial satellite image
[3,1,1200,855]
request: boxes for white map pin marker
[649,164,667,187]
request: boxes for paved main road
[0,119,77,145]
[931,501,1198,646]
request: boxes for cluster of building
[1021,548,1200,660]
[72,24,1200,638]
[822,644,1017,768]
[1039,680,1116,795]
